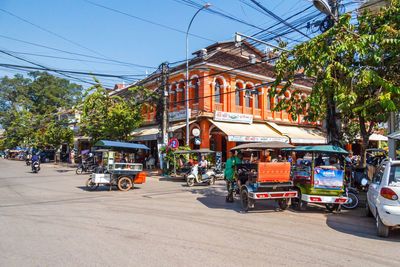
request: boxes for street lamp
[185,3,210,146]
[312,0,338,21]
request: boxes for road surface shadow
[325,211,400,241]
[56,169,73,173]
[76,185,142,192]
[188,182,289,213]
[159,177,185,183]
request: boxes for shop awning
[95,140,149,150]
[131,121,194,141]
[267,123,327,144]
[368,133,388,142]
[209,120,288,143]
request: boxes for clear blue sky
[0,0,360,89]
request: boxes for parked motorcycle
[343,185,359,209]
[76,161,97,175]
[211,163,225,180]
[32,161,40,173]
[186,164,216,187]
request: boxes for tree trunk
[359,115,371,168]
[326,92,342,146]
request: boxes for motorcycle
[32,161,40,173]
[26,158,31,166]
[76,161,97,175]
[343,184,359,209]
[211,163,225,180]
[186,164,216,187]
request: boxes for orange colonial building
[112,40,326,163]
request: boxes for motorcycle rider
[225,150,242,202]
[31,152,40,171]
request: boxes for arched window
[215,80,221,103]
[235,84,241,106]
[194,79,199,103]
[245,90,251,107]
[180,83,185,103]
[254,90,260,109]
[171,85,177,107]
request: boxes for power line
[0,7,115,62]
[85,0,216,43]
[248,0,311,40]
[0,63,143,79]
[0,34,156,69]
[0,50,97,85]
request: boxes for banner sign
[169,109,191,122]
[214,111,253,124]
[313,167,344,190]
[227,136,288,143]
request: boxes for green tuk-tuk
[283,145,349,212]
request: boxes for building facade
[112,40,327,163]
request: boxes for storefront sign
[169,109,191,122]
[313,168,344,190]
[227,136,288,143]
[214,111,253,124]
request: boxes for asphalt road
[0,159,399,267]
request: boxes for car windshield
[388,164,400,186]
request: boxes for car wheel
[365,201,373,217]
[376,212,389,237]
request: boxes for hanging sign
[214,111,253,124]
[169,109,191,122]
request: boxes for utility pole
[159,62,169,146]
[313,0,341,146]
[156,62,169,169]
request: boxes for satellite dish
[313,0,332,16]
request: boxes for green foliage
[0,71,82,149]
[80,78,158,144]
[159,145,190,174]
[272,1,400,162]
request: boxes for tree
[80,78,158,143]
[271,1,400,166]
[0,71,82,148]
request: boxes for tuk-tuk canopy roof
[174,148,214,154]
[95,140,149,150]
[230,142,294,151]
[283,145,349,154]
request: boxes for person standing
[224,150,242,202]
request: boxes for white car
[366,159,400,237]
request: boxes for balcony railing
[254,108,262,118]
[214,102,223,111]
[234,105,242,113]
[244,107,252,115]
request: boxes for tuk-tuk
[231,141,297,211]
[85,140,149,191]
[283,145,349,212]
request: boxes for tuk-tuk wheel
[240,190,254,211]
[278,199,289,210]
[187,178,195,187]
[118,177,133,191]
[85,178,99,191]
